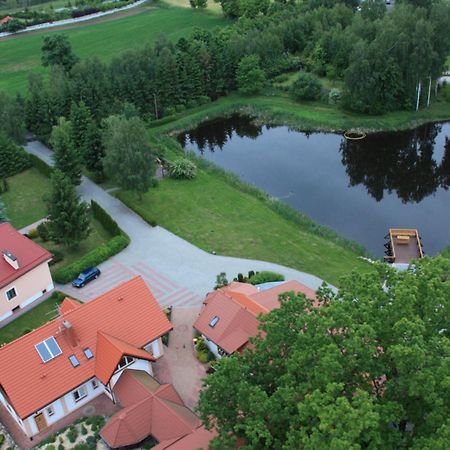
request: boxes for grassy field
[1,168,52,229]
[0,3,227,94]
[0,292,72,345]
[153,92,450,134]
[117,167,372,286]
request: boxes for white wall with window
[143,337,163,358]
[202,335,224,359]
[64,378,105,414]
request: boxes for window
[36,337,62,363]
[6,287,17,301]
[73,386,88,402]
[91,379,99,390]
[116,356,134,371]
[46,405,55,417]
[209,316,220,328]
[69,355,80,368]
[83,348,94,360]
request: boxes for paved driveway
[26,141,329,306]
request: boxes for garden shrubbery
[232,270,285,285]
[168,158,198,179]
[290,71,322,101]
[52,234,129,283]
[0,134,31,178]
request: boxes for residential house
[0,276,171,440]
[0,222,53,323]
[194,280,317,358]
[0,16,14,26]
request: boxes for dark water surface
[178,116,450,256]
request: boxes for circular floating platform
[344,131,366,140]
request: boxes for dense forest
[0,0,449,144]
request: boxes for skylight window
[209,316,220,328]
[36,337,62,363]
[69,355,80,368]
[83,348,94,360]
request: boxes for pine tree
[69,100,91,156]
[47,170,90,248]
[84,121,105,179]
[50,117,82,185]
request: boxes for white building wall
[143,337,163,358]
[202,335,223,359]
[109,359,153,389]
[64,378,105,412]
[0,389,26,431]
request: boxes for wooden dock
[384,229,424,265]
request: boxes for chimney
[2,250,19,270]
[62,320,78,348]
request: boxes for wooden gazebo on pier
[384,229,424,265]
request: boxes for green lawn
[154,93,450,134]
[0,291,73,345]
[1,168,52,229]
[35,216,112,273]
[0,3,227,94]
[117,169,373,286]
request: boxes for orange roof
[59,297,81,315]
[0,276,171,418]
[0,223,52,288]
[101,370,202,448]
[194,281,316,354]
[95,332,155,385]
[153,425,216,449]
[0,16,13,25]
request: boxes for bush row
[30,153,54,177]
[52,234,129,284]
[90,200,121,236]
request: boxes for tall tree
[198,257,450,449]
[41,34,79,72]
[69,100,92,155]
[47,170,90,248]
[0,93,25,143]
[50,117,82,185]
[236,55,266,95]
[102,115,155,198]
[84,121,105,179]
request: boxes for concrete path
[153,307,207,410]
[19,217,47,235]
[26,141,328,306]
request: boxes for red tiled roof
[101,370,202,448]
[0,16,13,25]
[59,298,81,315]
[153,425,216,450]
[194,281,317,354]
[0,276,171,418]
[0,223,52,288]
[95,332,155,385]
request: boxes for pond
[178,116,450,257]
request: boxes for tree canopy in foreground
[198,257,450,449]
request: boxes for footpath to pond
[25,141,329,307]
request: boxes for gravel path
[25,141,329,303]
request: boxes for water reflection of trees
[340,124,449,203]
[178,115,262,154]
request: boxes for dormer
[2,250,19,270]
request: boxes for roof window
[209,316,220,328]
[36,337,62,363]
[83,348,94,360]
[69,355,80,368]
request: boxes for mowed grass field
[0,3,227,94]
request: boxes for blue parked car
[72,267,101,288]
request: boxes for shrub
[58,444,65,450]
[0,134,31,178]
[248,271,285,285]
[85,436,97,450]
[27,228,39,239]
[290,71,322,101]
[72,445,88,450]
[90,200,121,236]
[0,434,4,446]
[45,445,56,450]
[207,350,216,362]
[168,158,197,180]
[29,153,54,177]
[52,234,129,283]
[37,222,51,241]
[236,55,266,95]
[67,426,78,443]
[80,424,88,435]
[214,272,228,289]
[197,350,209,363]
[196,337,208,353]
[85,415,105,433]
[328,88,342,105]
[48,248,64,266]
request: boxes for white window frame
[91,379,99,390]
[72,385,88,402]
[116,355,135,372]
[46,405,55,417]
[5,286,17,302]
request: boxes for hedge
[248,271,285,285]
[52,234,129,284]
[29,153,54,177]
[91,200,121,236]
